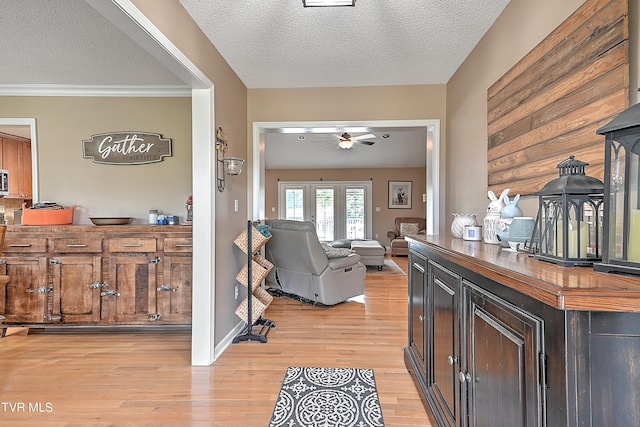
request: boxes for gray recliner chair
[263,219,366,305]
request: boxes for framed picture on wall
[388,180,412,209]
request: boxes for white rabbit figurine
[501,194,524,219]
[486,188,510,213]
[484,189,509,244]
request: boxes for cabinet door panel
[472,310,525,426]
[20,141,32,199]
[158,256,192,324]
[467,282,543,427]
[0,257,48,323]
[105,256,157,323]
[409,250,427,371]
[50,256,102,323]
[2,137,21,198]
[429,261,461,427]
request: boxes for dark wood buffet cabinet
[0,225,192,334]
[405,235,640,427]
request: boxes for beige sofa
[387,217,426,256]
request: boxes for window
[278,181,372,241]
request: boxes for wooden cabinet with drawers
[405,234,640,426]
[0,225,192,329]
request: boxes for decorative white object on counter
[451,213,478,238]
[484,189,510,244]
[484,212,501,244]
[463,225,483,241]
[148,209,158,225]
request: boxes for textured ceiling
[0,0,510,169]
[178,0,511,88]
[0,0,184,87]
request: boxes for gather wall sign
[487,0,629,196]
[82,132,172,165]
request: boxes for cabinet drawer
[52,238,103,253]
[3,238,47,253]
[164,238,193,253]
[109,238,157,253]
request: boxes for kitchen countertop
[406,234,640,312]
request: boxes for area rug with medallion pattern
[269,366,385,427]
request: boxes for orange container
[21,204,75,225]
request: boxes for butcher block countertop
[406,234,640,313]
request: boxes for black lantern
[533,156,604,267]
[594,102,640,275]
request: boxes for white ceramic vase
[451,213,478,238]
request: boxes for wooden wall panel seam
[487,0,629,196]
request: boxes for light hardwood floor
[0,256,434,427]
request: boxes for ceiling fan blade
[350,133,376,141]
[355,140,375,145]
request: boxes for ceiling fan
[334,132,376,149]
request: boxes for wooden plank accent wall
[487,0,629,196]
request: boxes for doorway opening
[252,120,441,235]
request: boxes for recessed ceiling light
[298,135,305,140]
[303,0,355,7]
[383,134,390,138]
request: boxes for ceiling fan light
[303,0,355,7]
[338,139,354,149]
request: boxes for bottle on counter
[148,209,158,225]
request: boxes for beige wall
[265,167,426,245]
[446,0,640,228]
[248,84,446,231]
[131,0,249,348]
[0,96,192,224]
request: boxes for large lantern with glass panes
[594,103,640,275]
[533,156,604,267]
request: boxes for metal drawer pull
[26,286,53,294]
[100,290,120,297]
[66,244,88,248]
[175,244,193,247]
[121,243,143,247]
[157,285,177,292]
[89,281,108,289]
[10,244,32,247]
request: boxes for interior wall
[248,84,447,231]
[265,167,426,244]
[0,96,192,223]
[446,0,640,225]
[131,0,249,354]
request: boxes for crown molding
[0,84,192,97]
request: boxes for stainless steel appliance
[0,169,8,197]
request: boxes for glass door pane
[315,188,335,241]
[284,188,305,221]
[346,187,365,239]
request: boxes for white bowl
[508,241,522,251]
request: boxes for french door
[278,181,372,241]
